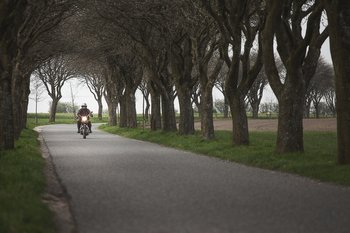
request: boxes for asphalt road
[42,124,350,233]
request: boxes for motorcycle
[77,112,93,139]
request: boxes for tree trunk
[304,98,311,118]
[119,96,127,128]
[276,91,304,154]
[49,98,60,122]
[177,87,195,135]
[125,89,137,128]
[12,69,22,140]
[145,98,150,120]
[324,0,350,165]
[224,96,229,118]
[229,92,249,147]
[315,101,320,118]
[252,102,259,119]
[1,71,15,150]
[161,95,177,132]
[21,74,30,129]
[107,102,117,126]
[98,97,103,120]
[200,85,215,140]
[12,63,30,139]
[148,79,161,131]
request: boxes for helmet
[81,103,87,107]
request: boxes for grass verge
[0,128,56,233]
[98,124,350,187]
[0,114,109,233]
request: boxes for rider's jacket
[77,108,92,117]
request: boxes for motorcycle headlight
[82,116,88,121]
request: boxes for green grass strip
[0,128,56,233]
[99,124,350,187]
[0,114,108,233]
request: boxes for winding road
[41,124,350,233]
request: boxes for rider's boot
[89,127,92,133]
[77,128,80,133]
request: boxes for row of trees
[1,0,350,165]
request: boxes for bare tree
[138,75,151,120]
[324,83,336,118]
[69,82,79,120]
[202,0,266,146]
[30,75,46,123]
[88,0,178,132]
[215,63,229,118]
[261,0,329,153]
[246,52,269,119]
[82,74,104,120]
[306,57,334,118]
[35,55,77,122]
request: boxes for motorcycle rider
[77,103,93,133]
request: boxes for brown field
[193,118,337,132]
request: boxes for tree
[103,69,119,126]
[214,99,225,113]
[115,50,143,128]
[138,75,151,120]
[324,82,336,118]
[69,82,79,120]
[305,57,334,118]
[324,0,350,165]
[48,101,77,113]
[261,0,329,153]
[0,0,76,152]
[202,0,266,146]
[30,75,46,123]
[83,74,104,120]
[35,55,77,122]
[215,63,229,118]
[89,0,176,132]
[167,0,224,138]
[246,52,270,119]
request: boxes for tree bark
[224,96,229,118]
[177,87,195,135]
[107,101,117,126]
[125,89,137,128]
[230,91,249,147]
[21,73,31,129]
[49,98,60,122]
[161,94,177,132]
[97,99,103,120]
[1,70,15,150]
[252,102,259,119]
[12,57,31,140]
[149,80,162,131]
[145,95,150,120]
[201,86,215,140]
[324,0,350,165]
[276,88,305,153]
[119,96,127,128]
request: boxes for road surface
[42,124,350,233]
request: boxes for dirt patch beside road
[194,118,337,132]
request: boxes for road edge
[35,126,77,233]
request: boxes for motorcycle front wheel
[83,126,86,139]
